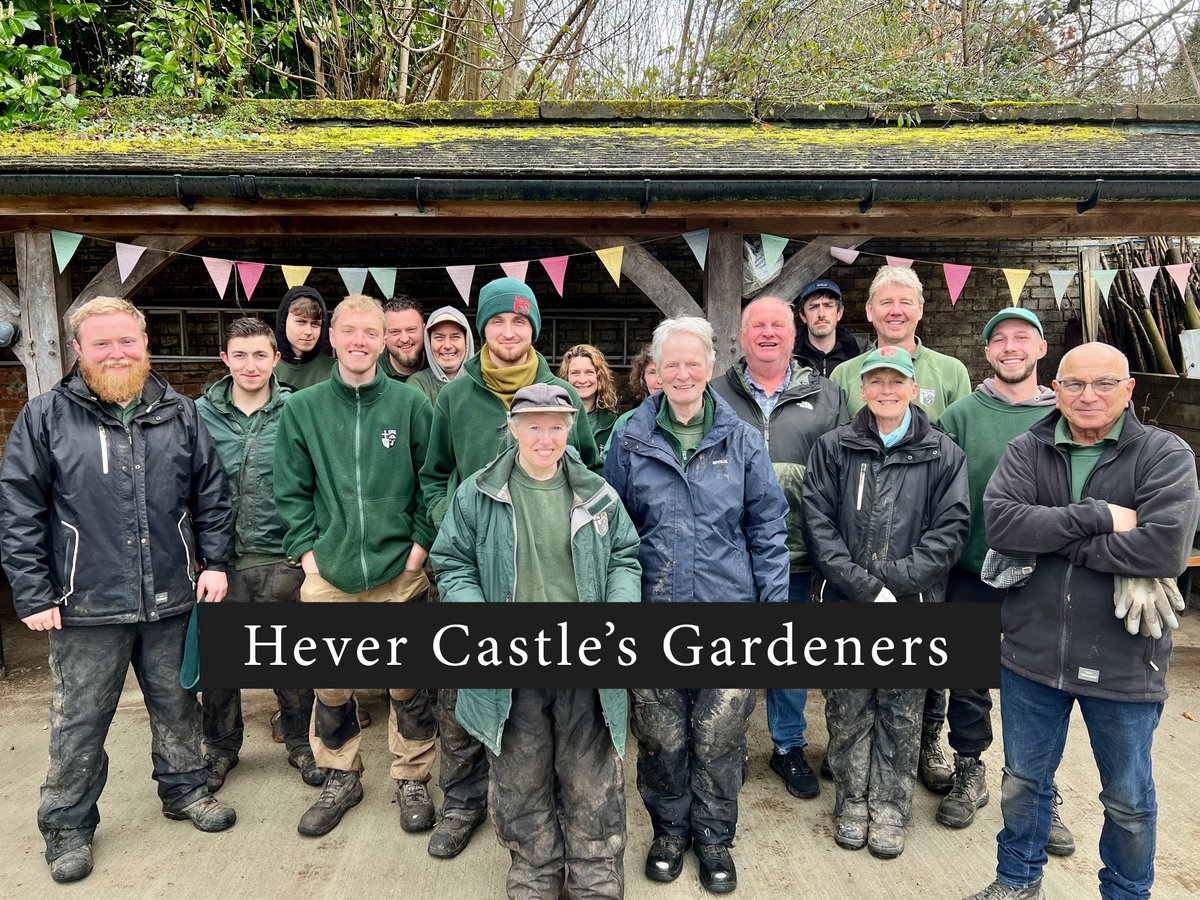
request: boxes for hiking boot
[358,706,372,729]
[164,793,237,832]
[962,879,1045,900]
[867,822,905,859]
[297,769,363,837]
[834,816,868,851]
[397,779,435,833]
[695,843,737,894]
[288,746,326,787]
[427,809,487,859]
[937,755,990,828]
[645,834,690,883]
[270,710,284,743]
[769,746,819,799]
[203,753,238,794]
[49,845,93,884]
[918,722,953,793]
[1046,789,1075,857]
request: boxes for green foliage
[0,2,88,128]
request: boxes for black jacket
[796,327,866,378]
[0,370,233,625]
[802,406,969,603]
[984,410,1198,702]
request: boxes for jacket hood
[977,377,1057,407]
[797,325,862,358]
[275,286,330,366]
[422,305,475,385]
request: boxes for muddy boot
[962,879,1045,900]
[164,793,237,832]
[427,808,487,859]
[49,845,93,884]
[918,722,953,794]
[937,755,989,828]
[867,822,905,859]
[397,779,435,833]
[203,753,239,794]
[289,746,326,787]
[298,770,363,837]
[1046,789,1075,857]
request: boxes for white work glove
[874,586,897,603]
[1113,576,1185,639]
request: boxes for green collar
[1055,412,1125,448]
[329,360,390,405]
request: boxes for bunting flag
[829,246,860,265]
[1090,269,1118,305]
[339,267,369,296]
[761,234,789,271]
[115,243,147,284]
[1131,266,1159,303]
[540,255,569,297]
[1049,270,1076,309]
[1002,268,1030,306]
[202,257,233,300]
[500,260,529,283]
[885,256,914,269]
[369,267,397,300]
[943,264,972,306]
[595,246,624,286]
[683,228,710,269]
[1166,262,1192,298]
[51,229,83,274]
[236,261,265,301]
[447,265,475,304]
[281,265,311,289]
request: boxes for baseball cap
[982,308,1044,342]
[859,346,915,379]
[508,383,577,416]
[800,278,842,304]
[426,309,466,331]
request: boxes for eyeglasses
[1056,378,1129,396]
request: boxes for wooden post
[704,233,743,372]
[14,231,72,397]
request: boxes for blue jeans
[767,571,810,753]
[996,667,1162,899]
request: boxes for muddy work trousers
[630,687,755,847]
[487,688,626,900]
[824,687,923,827]
[39,614,209,862]
[436,688,489,818]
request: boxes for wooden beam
[749,236,868,302]
[573,237,703,319]
[15,231,72,396]
[704,233,743,372]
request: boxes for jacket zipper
[354,388,370,588]
[58,521,80,605]
[177,512,196,590]
[856,462,867,510]
[98,426,109,475]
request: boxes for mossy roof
[3,100,1200,178]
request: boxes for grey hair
[867,265,925,307]
[651,316,716,368]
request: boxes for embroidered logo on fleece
[381,429,397,449]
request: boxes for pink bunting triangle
[1166,262,1192,298]
[202,257,233,300]
[1131,266,1159,303]
[830,246,860,264]
[447,265,475,304]
[115,243,147,284]
[885,256,913,269]
[236,261,265,301]
[540,255,569,297]
[943,264,972,306]
[500,260,529,283]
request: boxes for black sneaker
[769,746,820,799]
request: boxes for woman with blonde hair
[559,344,620,450]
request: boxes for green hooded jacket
[431,444,641,756]
[420,350,601,530]
[196,374,291,570]
[274,364,435,593]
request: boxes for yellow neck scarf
[481,347,539,409]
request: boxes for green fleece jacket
[420,350,601,530]
[274,364,434,593]
[831,337,971,421]
[431,445,641,756]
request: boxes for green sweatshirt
[938,391,1055,572]
[274,363,434,593]
[421,350,601,530]
[832,337,971,421]
[276,353,335,392]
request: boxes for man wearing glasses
[965,342,1198,900]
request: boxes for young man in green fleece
[274,293,438,839]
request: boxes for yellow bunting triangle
[1002,269,1030,306]
[596,245,624,286]
[281,265,312,289]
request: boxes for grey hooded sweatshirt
[407,306,475,405]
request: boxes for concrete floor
[1,605,1198,900]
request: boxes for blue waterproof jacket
[604,388,789,602]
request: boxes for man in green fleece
[420,276,601,860]
[274,293,438,839]
[930,308,1074,856]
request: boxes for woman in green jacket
[559,343,620,454]
[431,383,641,900]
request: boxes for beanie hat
[476,278,541,339]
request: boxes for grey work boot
[427,809,487,859]
[867,822,905,859]
[298,769,363,836]
[288,746,326,787]
[962,879,1045,900]
[937,754,989,828]
[1046,788,1075,857]
[397,779,435,833]
[49,845,93,884]
[918,721,953,793]
[203,753,239,794]
[163,793,237,832]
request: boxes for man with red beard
[0,296,237,885]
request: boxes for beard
[992,358,1037,385]
[81,356,151,404]
[390,347,424,370]
[488,340,531,365]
